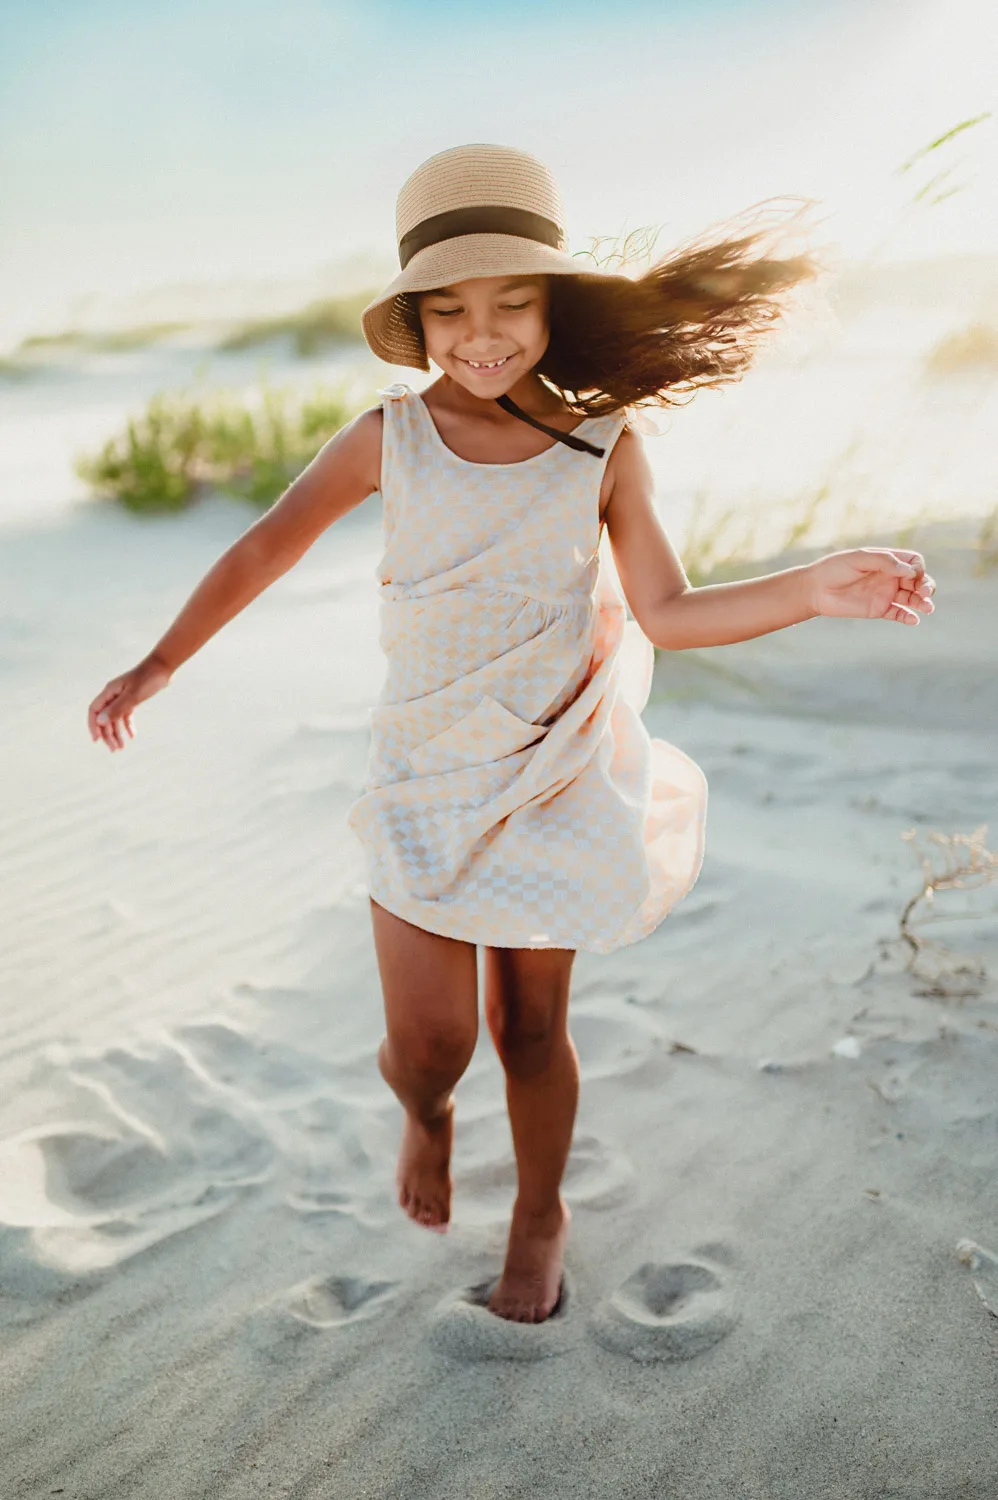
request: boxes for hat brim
[361,233,622,370]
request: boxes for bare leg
[483,945,578,1322]
[370,899,478,1230]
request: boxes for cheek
[521,311,550,358]
[421,316,470,363]
[420,317,445,358]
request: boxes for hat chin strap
[495,394,604,457]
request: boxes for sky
[1,0,996,339]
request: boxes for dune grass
[5,287,376,369]
[17,322,192,357]
[925,323,998,376]
[218,289,376,356]
[680,487,831,586]
[76,380,370,513]
[679,458,867,586]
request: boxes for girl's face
[417,275,549,395]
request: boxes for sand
[1,497,997,1499]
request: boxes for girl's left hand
[808,548,936,626]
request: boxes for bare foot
[488,1198,571,1322]
[395,1101,454,1232]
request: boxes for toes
[425,1201,450,1231]
[401,1191,450,1230]
[488,1295,552,1324]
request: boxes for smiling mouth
[460,355,515,372]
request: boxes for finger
[865,548,920,579]
[90,681,122,714]
[96,707,122,751]
[89,697,109,740]
[886,601,919,626]
[110,692,137,748]
[902,581,935,613]
[123,712,135,739]
[873,547,925,577]
[888,548,926,575]
[90,685,122,740]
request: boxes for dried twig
[895,826,997,998]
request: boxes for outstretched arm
[87,405,384,750]
[602,426,935,651]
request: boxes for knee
[383,1020,477,1088]
[488,999,563,1079]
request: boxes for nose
[463,305,504,350]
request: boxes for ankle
[511,1194,568,1229]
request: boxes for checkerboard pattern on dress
[346,383,707,952]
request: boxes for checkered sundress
[346,383,707,953]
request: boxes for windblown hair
[538,203,821,416]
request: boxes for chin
[445,357,533,397]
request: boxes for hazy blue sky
[1,0,995,336]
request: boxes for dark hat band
[398,205,565,270]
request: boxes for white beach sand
[1,481,997,1497]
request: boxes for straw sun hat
[361,143,620,370]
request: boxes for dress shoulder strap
[580,409,630,471]
[377,383,422,509]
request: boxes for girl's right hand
[87,655,173,752]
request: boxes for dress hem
[363,880,696,955]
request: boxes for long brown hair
[538,202,821,416]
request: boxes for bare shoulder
[599,421,653,520]
[312,403,383,492]
[243,403,385,564]
[609,422,652,479]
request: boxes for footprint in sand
[0,1037,273,1293]
[427,1272,581,1363]
[590,1253,738,1363]
[279,1273,401,1329]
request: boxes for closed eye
[426,302,532,317]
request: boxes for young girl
[87,143,935,1326]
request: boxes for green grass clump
[219,289,376,356]
[76,380,367,513]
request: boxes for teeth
[466,357,509,369]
